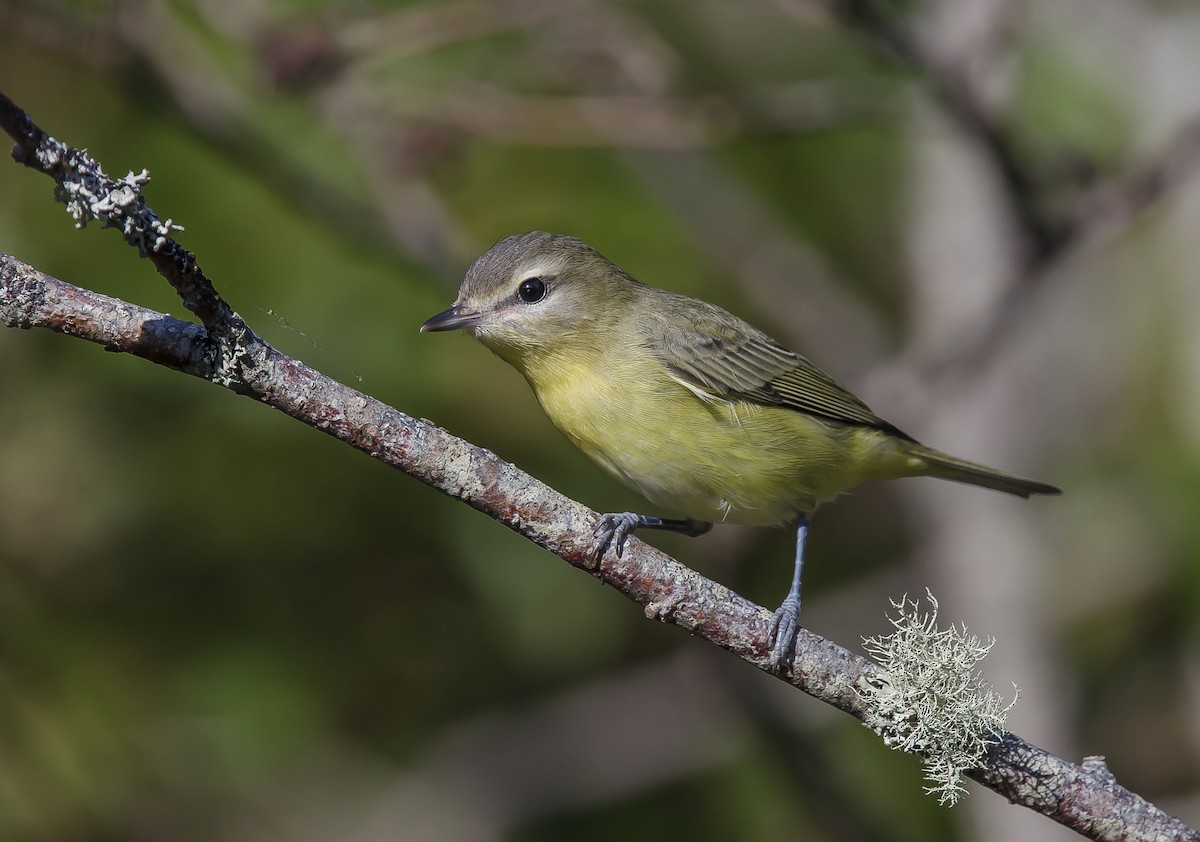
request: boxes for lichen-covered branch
[2,91,1196,842]
[861,592,1018,806]
[0,89,246,347]
[0,247,868,701]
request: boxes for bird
[421,231,1060,668]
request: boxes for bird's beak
[420,305,481,333]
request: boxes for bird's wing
[647,299,911,439]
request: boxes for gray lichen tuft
[37,136,183,255]
[858,591,1017,806]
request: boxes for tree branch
[0,248,866,698]
[2,91,1195,842]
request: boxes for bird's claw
[768,594,802,671]
[590,512,640,563]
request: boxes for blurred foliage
[2,1,1200,840]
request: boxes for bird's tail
[909,444,1061,499]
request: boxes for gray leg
[591,512,712,562]
[767,515,809,670]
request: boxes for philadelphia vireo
[421,231,1060,668]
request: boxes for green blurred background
[2,1,1198,840]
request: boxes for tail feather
[911,445,1061,499]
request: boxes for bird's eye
[517,277,548,304]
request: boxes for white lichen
[39,136,183,255]
[859,590,1017,806]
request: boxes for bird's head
[421,231,640,367]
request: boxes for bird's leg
[767,514,809,670]
[591,513,712,562]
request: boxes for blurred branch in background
[822,0,1200,379]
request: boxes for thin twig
[0,90,241,337]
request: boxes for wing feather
[645,297,911,440]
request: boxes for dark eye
[517,277,548,304]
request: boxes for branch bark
[2,91,1195,842]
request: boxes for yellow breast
[518,349,906,525]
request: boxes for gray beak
[420,305,481,333]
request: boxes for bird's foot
[767,593,802,671]
[591,512,642,564]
